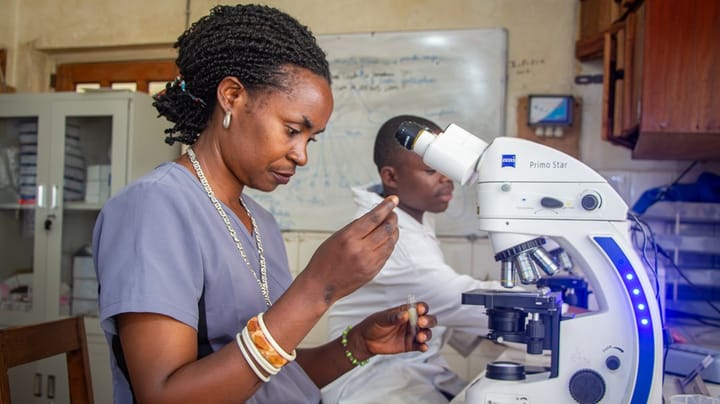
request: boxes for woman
[92,4,435,403]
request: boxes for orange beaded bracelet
[247,316,288,368]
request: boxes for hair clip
[171,76,207,107]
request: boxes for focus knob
[568,369,605,403]
[581,193,601,211]
[605,355,621,371]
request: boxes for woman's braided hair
[153,4,331,145]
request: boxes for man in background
[322,115,509,403]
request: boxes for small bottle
[407,294,418,338]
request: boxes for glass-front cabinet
[0,91,179,403]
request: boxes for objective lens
[500,259,515,288]
[550,248,573,271]
[530,248,559,276]
[514,253,539,284]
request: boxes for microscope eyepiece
[395,121,428,151]
[394,121,488,185]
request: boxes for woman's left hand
[348,302,437,359]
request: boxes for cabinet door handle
[46,374,55,399]
[33,372,42,397]
[36,184,45,208]
[44,214,56,231]
[50,184,58,209]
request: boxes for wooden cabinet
[601,6,642,148]
[576,0,635,61]
[0,91,179,403]
[579,0,720,160]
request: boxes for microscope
[396,123,663,403]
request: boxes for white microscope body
[396,123,664,403]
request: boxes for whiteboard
[247,29,507,236]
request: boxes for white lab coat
[322,184,505,404]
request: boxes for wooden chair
[0,316,93,403]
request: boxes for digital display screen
[528,95,573,126]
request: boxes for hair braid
[153,4,331,145]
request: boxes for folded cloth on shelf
[632,172,720,215]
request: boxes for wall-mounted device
[527,94,574,138]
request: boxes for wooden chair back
[0,316,93,403]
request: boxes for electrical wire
[626,211,720,382]
[627,211,674,382]
[628,212,663,313]
[656,245,720,318]
[630,160,700,215]
[628,213,720,325]
[670,160,700,187]
[665,309,720,328]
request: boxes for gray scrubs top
[93,162,320,403]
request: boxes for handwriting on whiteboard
[246,29,507,234]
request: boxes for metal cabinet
[0,91,179,403]
[640,201,720,321]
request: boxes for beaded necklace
[187,147,271,307]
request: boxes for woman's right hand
[302,195,399,304]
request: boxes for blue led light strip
[593,236,655,404]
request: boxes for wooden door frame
[1,49,7,78]
[54,60,177,93]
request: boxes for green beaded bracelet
[341,325,369,367]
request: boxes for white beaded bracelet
[235,330,271,382]
[257,312,297,361]
[242,326,281,376]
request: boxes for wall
[3,0,577,144]
[2,0,710,184]
[4,0,715,287]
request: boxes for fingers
[305,195,399,300]
[359,302,437,356]
[413,312,436,342]
[369,301,432,329]
[414,301,429,316]
[405,301,435,351]
[417,313,437,330]
[414,328,433,350]
[353,195,399,241]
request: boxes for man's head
[373,115,454,222]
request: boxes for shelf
[641,201,720,225]
[63,201,104,211]
[666,284,720,302]
[0,203,35,210]
[0,202,103,211]
[655,234,720,255]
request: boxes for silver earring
[222,110,232,129]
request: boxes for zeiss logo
[501,154,516,168]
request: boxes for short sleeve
[92,177,204,336]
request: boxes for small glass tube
[407,294,418,338]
